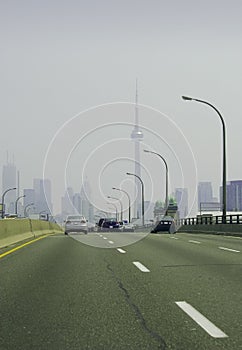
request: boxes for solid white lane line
[219,246,240,253]
[108,240,114,244]
[175,301,228,338]
[117,248,126,254]
[133,261,150,273]
[189,240,201,244]
[225,236,242,240]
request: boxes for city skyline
[3,153,242,218]
[1,1,242,217]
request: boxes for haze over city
[1,3,242,348]
[1,0,242,217]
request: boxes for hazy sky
[1,0,242,215]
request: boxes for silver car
[122,220,135,232]
[64,215,88,235]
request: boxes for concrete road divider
[0,218,63,248]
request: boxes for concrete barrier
[0,219,63,248]
[178,224,242,237]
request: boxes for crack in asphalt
[106,260,167,350]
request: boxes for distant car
[97,218,116,231]
[151,216,176,233]
[101,219,121,231]
[87,222,96,232]
[64,215,88,235]
[97,218,106,228]
[122,220,135,232]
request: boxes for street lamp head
[182,95,193,101]
[144,149,158,156]
[107,195,118,200]
[126,172,132,175]
[112,187,117,190]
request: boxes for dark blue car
[151,216,176,233]
[101,219,121,231]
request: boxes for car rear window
[67,216,85,220]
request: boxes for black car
[151,216,176,233]
[97,218,106,228]
[101,219,121,231]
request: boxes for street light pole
[144,150,169,211]
[1,187,17,218]
[24,203,34,217]
[112,187,131,223]
[15,194,26,216]
[126,172,144,226]
[182,95,227,223]
[107,196,123,221]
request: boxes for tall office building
[220,180,242,211]
[61,187,74,217]
[175,188,188,218]
[130,81,143,219]
[33,178,52,214]
[73,193,81,214]
[23,189,35,216]
[144,201,155,222]
[61,180,94,221]
[2,160,17,214]
[197,182,214,210]
[80,178,94,222]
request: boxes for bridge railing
[178,214,242,226]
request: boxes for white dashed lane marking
[117,248,126,254]
[189,240,201,244]
[108,240,114,244]
[219,246,240,253]
[175,301,228,338]
[133,261,150,272]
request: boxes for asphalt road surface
[0,231,242,349]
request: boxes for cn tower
[130,80,143,219]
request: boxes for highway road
[0,231,241,349]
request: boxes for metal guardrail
[178,214,242,226]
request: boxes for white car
[64,215,88,235]
[122,220,135,232]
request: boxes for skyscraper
[221,180,242,211]
[2,159,17,214]
[175,188,188,219]
[80,177,94,222]
[197,182,213,210]
[33,178,52,214]
[130,80,143,219]
[23,189,35,215]
[61,187,74,216]
[61,180,94,221]
[73,193,81,214]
